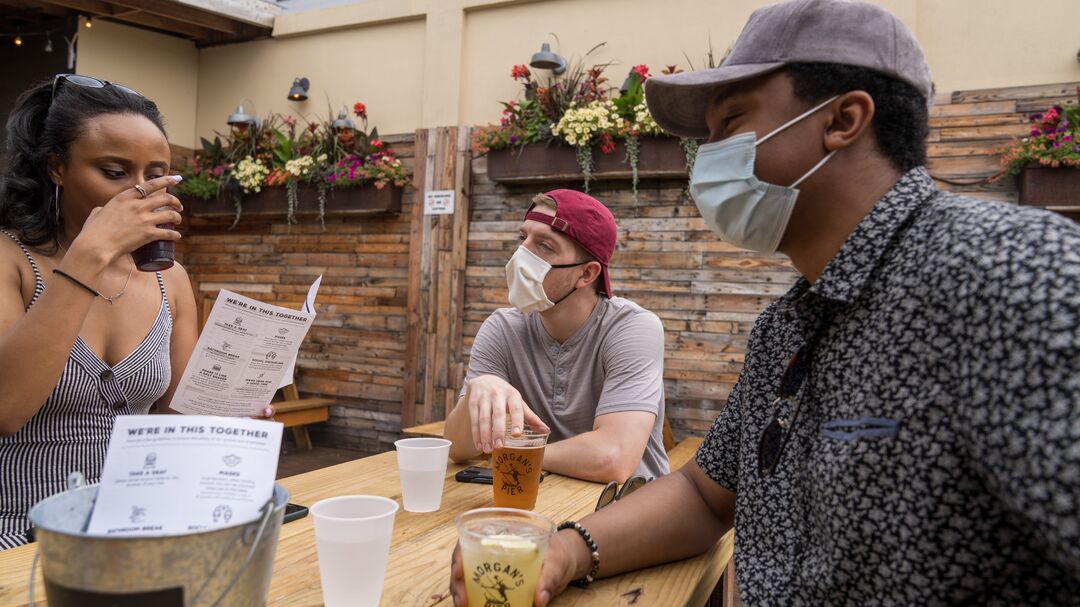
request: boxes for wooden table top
[0,442,728,606]
[402,420,447,438]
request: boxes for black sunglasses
[594,475,649,511]
[758,338,817,477]
[51,74,143,103]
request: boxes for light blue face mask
[689,95,840,253]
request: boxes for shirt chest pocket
[809,417,910,491]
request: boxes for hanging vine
[624,135,642,199]
[576,145,595,193]
[285,180,299,225]
[680,137,699,195]
[316,181,330,230]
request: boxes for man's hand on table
[464,375,550,453]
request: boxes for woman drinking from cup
[0,75,198,549]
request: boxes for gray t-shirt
[463,296,669,479]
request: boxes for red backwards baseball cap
[525,189,617,297]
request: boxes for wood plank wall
[177,81,1079,453]
[465,81,1080,442]
[180,134,417,455]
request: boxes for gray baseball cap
[645,0,933,138]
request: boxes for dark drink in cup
[133,199,176,271]
[133,237,174,272]
[132,238,172,272]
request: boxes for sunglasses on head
[50,74,143,103]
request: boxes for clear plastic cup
[491,429,549,510]
[394,437,452,512]
[311,495,399,607]
[455,508,554,607]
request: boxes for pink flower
[632,64,652,81]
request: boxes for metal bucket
[27,482,288,607]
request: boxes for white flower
[234,156,268,193]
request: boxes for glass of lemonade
[491,429,549,510]
[455,508,554,607]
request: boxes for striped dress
[0,230,172,549]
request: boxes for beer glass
[491,429,548,510]
[455,508,554,607]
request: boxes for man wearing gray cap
[447,0,1080,605]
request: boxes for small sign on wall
[424,190,455,215]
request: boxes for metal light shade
[620,69,636,95]
[331,110,355,131]
[287,77,309,101]
[227,99,258,127]
[530,42,566,75]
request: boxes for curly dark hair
[0,77,167,248]
[785,63,929,173]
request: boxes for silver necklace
[56,239,135,304]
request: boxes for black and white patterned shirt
[697,167,1080,605]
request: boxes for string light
[14,35,22,46]
[84,17,93,29]
[44,34,52,53]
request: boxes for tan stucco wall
[195,17,426,145]
[460,0,919,127]
[76,18,200,149]
[74,0,1080,146]
[915,0,1080,93]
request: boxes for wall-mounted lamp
[530,34,566,75]
[287,77,309,101]
[620,68,640,95]
[227,98,259,127]
[331,109,355,131]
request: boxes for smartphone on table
[455,466,546,484]
[284,502,309,523]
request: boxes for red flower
[598,133,616,155]
[632,64,652,81]
[371,139,384,148]
[511,64,531,80]
[353,102,367,119]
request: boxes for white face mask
[689,95,840,253]
[505,246,585,314]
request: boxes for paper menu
[169,287,315,416]
[278,274,321,389]
[85,415,282,536]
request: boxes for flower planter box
[485,136,688,184]
[1017,167,1080,213]
[181,184,402,219]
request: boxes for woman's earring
[54,185,61,223]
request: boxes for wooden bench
[666,436,703,469]
[271,383,333,450]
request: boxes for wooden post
[402,127,471,429]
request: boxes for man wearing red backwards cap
[443,189,669,481]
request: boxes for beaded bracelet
[557,521,600,588]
